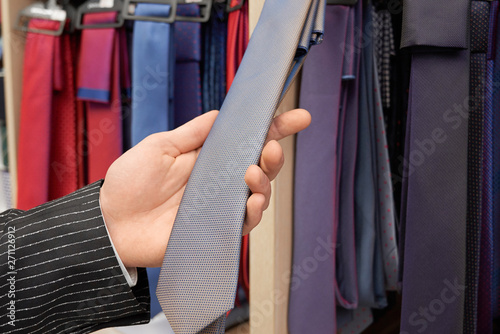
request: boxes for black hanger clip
[122,0,177,23]
[176,0,212,23]
[226,0,243,13]
[15,0,67,36]
[75,0,125,29]
[326,0,358,5]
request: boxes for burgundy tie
[77,12,123,184]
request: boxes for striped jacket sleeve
[0,181,150,334]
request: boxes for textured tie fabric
[372,8,395,110]
[373,56,399,292]
[17,20,61,210]
[49,33,79,201]
[131,4,174,144]
[490,0,500,320]
[291,4,348,333]
[465,1,489,333]
[224,0,251,301]
[202,4,227,113]
[399,1,470,332]
[477,4,498,332]
[130,3,175,319]
[157,1,324,333]
[77,13,123,184]
[174,4,202,128]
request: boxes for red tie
[226,0,249,92]
[49,33,79,201]
[17,20,61,210]
[227,0,250,299]
[77,13,123,184]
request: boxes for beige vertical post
[249,1,299,333]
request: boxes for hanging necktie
[465,1,490,333]
[477,3,497,333]
[291,4,347,333]
[225,0,251,302]
[335,3,359,314]
[202,3,227,114]
[131,4,174,144]
[352,2,387,311]
[489,0,500,323]
[130,3,175,319]
[17,20,57,210]
[174,4,202,128]
[337,2,379,333]
[226,0,248,92]
[399,0,470,332]
[49,33,79,201]
[372,7,395,110]
[157,1,325,333]
[77,12,123,184]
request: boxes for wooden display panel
[249,1,298,334]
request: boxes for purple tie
[290,5,350,333]
[399,0,470,332]
[174,4,203,127]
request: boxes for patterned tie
[372,7,395,110]
[465,1,490,333]
[49,33,79,201]
[478,3,498,332]
[156,1,324,333]
[490,0,500,322]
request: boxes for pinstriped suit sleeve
[0,181,150,334]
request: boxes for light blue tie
[132,4,175,145]
[156,0,325,333]
[131,3,174,318]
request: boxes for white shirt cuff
[99,199,138,287]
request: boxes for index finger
[266,109,311,144]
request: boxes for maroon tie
[77,12,123,184]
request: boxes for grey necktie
[156,1,325,333]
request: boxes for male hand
[100,109,311,268]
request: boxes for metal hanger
[75,0,125,29]
[176,0,212,23]
[326,0,358,5]
[122,0,177,23]
[226,0,244,13]
[15,0,67,36]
